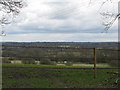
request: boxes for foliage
[2,42,119,67]
[65,62,73,66]
[40,59,56,65]
[2,59,11,63]
[22,60,35,64]
[108,60,119,67]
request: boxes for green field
[2,63,119,88]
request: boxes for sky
[1,0,119,42]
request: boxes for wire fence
[2,45,119,65]
[2,45,119,79]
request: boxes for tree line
[2,44,119,67]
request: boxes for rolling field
[2,63,119,88]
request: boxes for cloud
[1,0,119,42]
[2,32,118,42]
[5,30,116,42]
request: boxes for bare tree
[101,13,120,32]
[90,0,119,32]
[0,0,26,35]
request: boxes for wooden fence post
[93,48,96,79]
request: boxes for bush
[108,60,119,67]
[2,59,11,63]
[8,57,15,60]
[22,60,35,64]
[65,62,73,66]
[40,59,56,65]
[2,57,11,63]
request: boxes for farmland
[2,63,119,88]
[2,42,119,88]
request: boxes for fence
[2,45,119,78]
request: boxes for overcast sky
[1,0,119,42]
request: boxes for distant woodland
[2,42,119,67]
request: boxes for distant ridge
[2,42,118,49]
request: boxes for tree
[90,0,119,32]
[0,0,26,35]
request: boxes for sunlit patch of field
[73,63,111,68]
[57,64,65,66]
[56,63,111,68]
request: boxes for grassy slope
[2,63,119,88]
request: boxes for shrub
[40,59,56,65]
[8,57,15,60]
[65,62,73,66]
[2,59,11,63]
[108,60,119,67]
[22,60,35,64]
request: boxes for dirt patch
[73,64,93,67]
[57,64,65,66]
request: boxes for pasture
[2,42,119,88]
[2,63,119,88]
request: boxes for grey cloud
[44,2,70,5]
[7,24,105,34]
[47,1,79,19]
[4,0,118,36]
[2,0,118,42]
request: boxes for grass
[2,63,119,88]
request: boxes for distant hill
[2,42,118,49]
